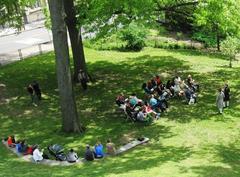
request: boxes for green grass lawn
[0,47,240,177]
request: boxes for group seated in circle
[116,74,199,122]
[3,136,116,163]
[142,74,199,105]
[116,93,163,123]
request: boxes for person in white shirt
[33,145,43,162]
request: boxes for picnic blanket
[2,137,149,166]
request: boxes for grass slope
[0,47,240,177]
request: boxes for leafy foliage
[193,0,240,49]
[0,0,36,29]
[119,23,147,51]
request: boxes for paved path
[0,27,53,65]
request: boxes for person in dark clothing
[85,145,94,161]
[32,81,42,100]
[78,69,88,90]
[27,84,34,103]
[223,83,230,107]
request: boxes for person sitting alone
[66,149,78,163]
[32,145,44,162]
[85,145,95,161]
[94,141,104,159]
[106,139,116,155]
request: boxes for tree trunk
[63,0,87,82]
[229,56,233,68]
[216,33,220,51]
[48,0,84,133]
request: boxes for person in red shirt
[7,136,15,148]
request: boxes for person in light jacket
[216,88,224,114]
[32,145,43,162]
[66,149,78,163]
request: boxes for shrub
[192,32,216,48]
[119,23,147,51]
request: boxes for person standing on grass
[78,69,88,90]
[27,84,34,104]
[223,83,230,108]
[216,88,224,114]
[32,81,42,101]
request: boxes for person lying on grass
[66,149,78,163]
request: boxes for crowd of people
[142,74,199,105]
[116,74,200,123]
[3,136,116,163]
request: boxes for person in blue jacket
[94,141,104,158]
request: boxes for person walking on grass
[223,83,230,108]
[216,88,224,114]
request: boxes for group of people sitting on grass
[116,93,162,123]
[3,136,116,163]
[116,74,199,123]
[142,74,199,105]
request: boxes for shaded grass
[0,47,240,177]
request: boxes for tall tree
[63,0,87,82]
[48,0,84,133]
[194,0,240,51]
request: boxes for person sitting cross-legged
[85,145,95,161]
[32,145,44,162]
[66,149,78,163]
[7,136,16,148]
[106,139,116,155]
[94,141,104,159]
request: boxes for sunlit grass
[0,47,240,177]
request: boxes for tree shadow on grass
[189,143,240,177]
[165,49,228,61]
